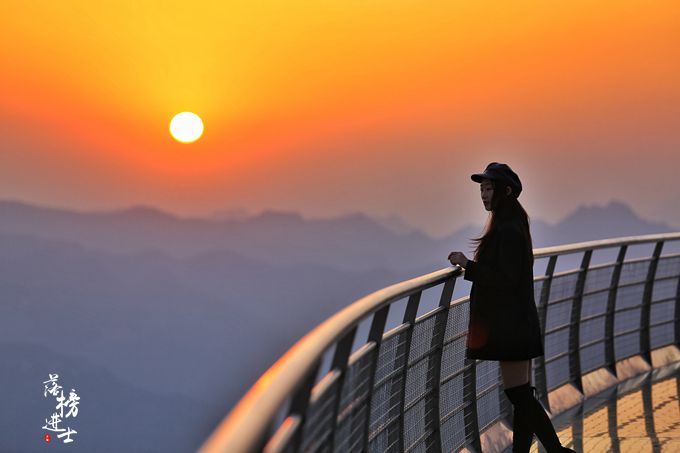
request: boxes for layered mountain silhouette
[0,199,673,275]
[1,198,675,452]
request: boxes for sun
[169,112,204,143]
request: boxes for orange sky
[1,1,679,236]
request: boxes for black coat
[463,219,544,361]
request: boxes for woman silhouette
[448,162,575,452]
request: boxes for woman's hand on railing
[448,251,469,267]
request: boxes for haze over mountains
[0,199,672,274]
[1,199,675,452]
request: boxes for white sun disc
[169,112,204,143]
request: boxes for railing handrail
[533,232,680,258]
[200,231,680,452]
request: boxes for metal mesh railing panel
[367,327,410,450]
[404,358,430,408]
[439,343,469,449]
[584,265,615,293]
[408,314,437,364]
[619,260,650,285]
[403,397,434,452]
[548,272,579,302]
[579,268,610,374]
[374,328,408,385]
[655,255,680,279]
[579,316,606,346]
[651,323,675,348]
[581,291,609,319]
[440,336,467,382]
[580,315,606,345]
[546,355,570,390]
[367,422,400,453]
[476,388,501,433]
[649,292,676,349]
[475,360,501,431]
[614,331,639,360]
[580,342,606,373]
[651,299,675,326]
[301,376,339,453]
[368,373,400,435]
[616,283,645,310]
[544,325,569,358]
[614,306,642,335]
[444,301,469,342]
[652,278,678,302]
[334,345,376,452]
[546,299,572,332]
[440,407,467,453]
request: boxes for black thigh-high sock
[506,398,534,452]
[504,382,563,452]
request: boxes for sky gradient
[1,1,679,237]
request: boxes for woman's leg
[500,360,534,452]
[500,360,573,452]
[501,360,575,453]
[500,359,531,388]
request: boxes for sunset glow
[1,0,679,234]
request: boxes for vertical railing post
[458,264,481,453]
[425,277,455,452]
[288,359,322,452]
[606,392,621,453]
[534,255,557,411]
[570,404,585,453]
[329,326,357,450]
[395,291,422,452]
[640,241,664,365]
[605,245,627,376]
[569,250,592,394]
[360,305,389,451]
[641,374,661,450]
[462,359,481,453]
[675,264,680,348]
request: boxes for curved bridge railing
[200,232,680,453]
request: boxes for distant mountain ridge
[544,200,671,245]
[0,198,675,275]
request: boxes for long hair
[470,179,533,265]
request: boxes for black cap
[471,162,522,198]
